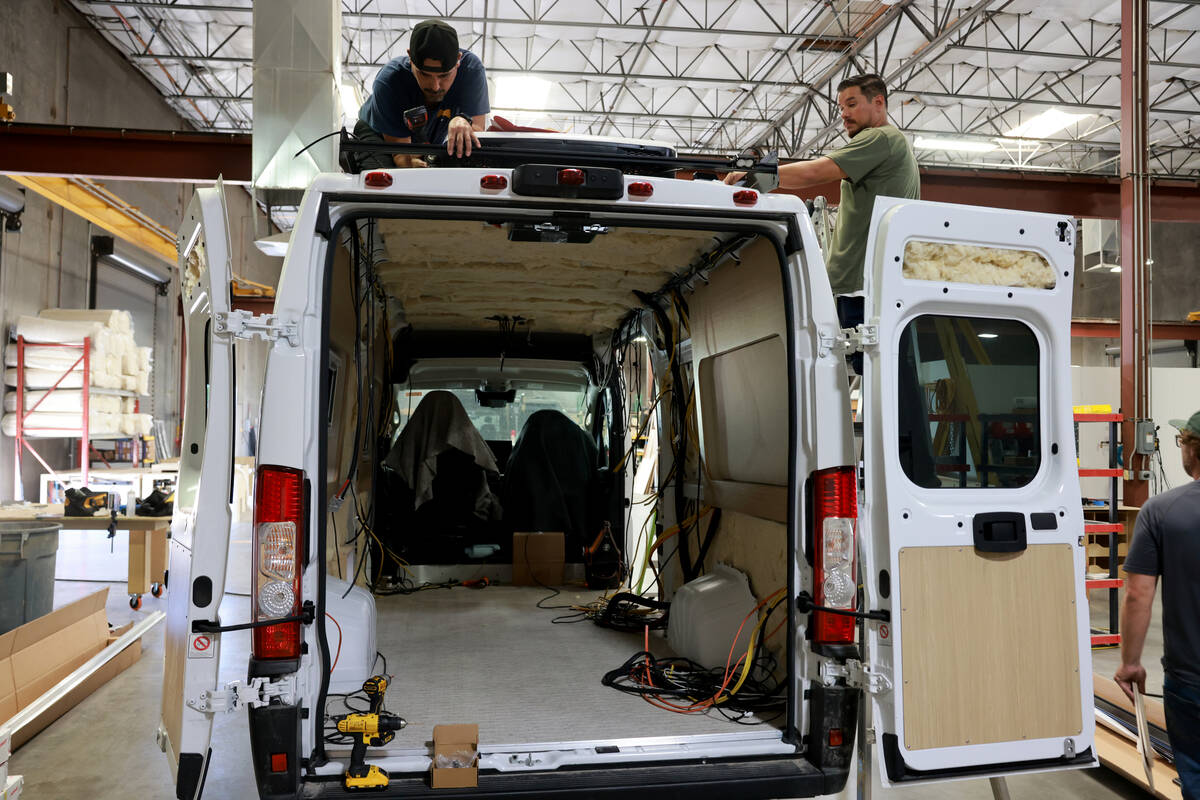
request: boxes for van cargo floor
[366,584,784,747]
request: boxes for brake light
[557,168,585,186]
[627,181,654,198]
[812,466,857,644]
[480,174,507,190]
[364,171,393,188]
[733,189,758,206]
[253,465,305,660]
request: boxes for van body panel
[858,197,1095,782]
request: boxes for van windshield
[395,385,588,442]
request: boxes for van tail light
[627,181,654,198]
[732,189,759,205]
[812,466,857,644]
[480,174,507,190]
[253,465,305,660]
[364,171,393,188]
[557,168,585,186]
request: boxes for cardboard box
[0,589,142,750]
[512,532,564,586]
[431,723,478,789]
[3,773,22,800]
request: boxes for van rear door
[158,183,236,800]
[858,198,1095,783]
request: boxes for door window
[897,315,1040,489]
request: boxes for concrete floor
[6,579,1160,800]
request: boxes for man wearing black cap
[355,19,489,167]
[1116,410,1200,799]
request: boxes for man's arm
[381,132,426,168]
[445,113,486,158]
[1114,571,1158,702]
[723,156,847,187]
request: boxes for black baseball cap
[410,20,460,72]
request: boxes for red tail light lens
[812,466,857,644]
[480,174,508,190]
[557,168,585,186]
[364,171,393,188]
[733,189,759,205]
[253,465,305,660]
[627,181,654,198]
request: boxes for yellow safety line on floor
[6,175,176,264]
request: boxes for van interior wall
[680,235,790,662]
[324,239,389,582]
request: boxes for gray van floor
[8,580,1149,799]
[367,584,781,747]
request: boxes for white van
[159,135,1096,799]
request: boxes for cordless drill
[336,675,407,790]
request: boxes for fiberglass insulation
[902,241,1056,289]
[5,311,153,396]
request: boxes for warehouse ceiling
[70,0,1200,177]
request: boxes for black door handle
[972,512,1027,553]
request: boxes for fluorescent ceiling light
[494,75,553,111]
[1109,265,1122,273]
[1004,109,1093,139]
[977,333,999,339]
[913,136,998,153]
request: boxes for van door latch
[819,324,878,358]
[214,310,299,347]
[188,675,297,714]
[819,658,892,694]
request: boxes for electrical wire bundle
[602,589,788,723]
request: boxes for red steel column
[1120,0,1151,506]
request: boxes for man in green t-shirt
[726,74,920,372]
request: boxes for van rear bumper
[295,755,838,799]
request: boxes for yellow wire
[716,589,787,703]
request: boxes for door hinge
[214,310,299,347]
[819,658,893,695]
[819,324,878,358]
[187,675,296,714]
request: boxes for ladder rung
[1086,578,1124,590]
[1079,468,1123,478]
[1085,523,1125,534]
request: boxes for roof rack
[337,129,779,189]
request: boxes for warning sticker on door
[188,633,216,659]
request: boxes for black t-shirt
[1123,479,1200,686]
[358,50,489,144]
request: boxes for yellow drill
[336,676,407,791]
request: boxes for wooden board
[0,504,170,531]
[1096,723,1182,800]
[899,543,1082,750]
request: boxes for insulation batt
[38,309,132,333]
[902,241,1056,289]
[0,411,151,438]
[5,343,107,370]
[4,390,123,414]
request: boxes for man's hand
[1114,661,1147,704]
[723,171,746,185]
[447,116,481,158]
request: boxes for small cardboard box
[0,589,143,750]
[431,723,478,789]
[512,531,564,586]
[3,773,22,800]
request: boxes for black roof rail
[337,129,779,189]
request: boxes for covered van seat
[503,410,603,561]
[383,390,501,519]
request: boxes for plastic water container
[325,578,378,693]
[667,564,757,670]
[0,521,62,636]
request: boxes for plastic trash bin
[0,521,62,636]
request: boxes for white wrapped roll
[136,373,150,397]
[4,343,103,370]
[122,413,154,436]
[1,410,124,438]
[5,367,84,389]
[4,390,121,414]
[38,309,132,333]
[15,315,105,345]
[138,347,153,370]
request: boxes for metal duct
[252,0,341,189]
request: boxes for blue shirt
[358,50,490,144]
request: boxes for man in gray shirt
[1116,410,1200,799]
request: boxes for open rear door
[859,198,1095,783]
[158,183,235,800]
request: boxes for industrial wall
[0,0,282,502]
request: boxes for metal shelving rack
[1075,412,1125,648]
[11,335,142,495]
